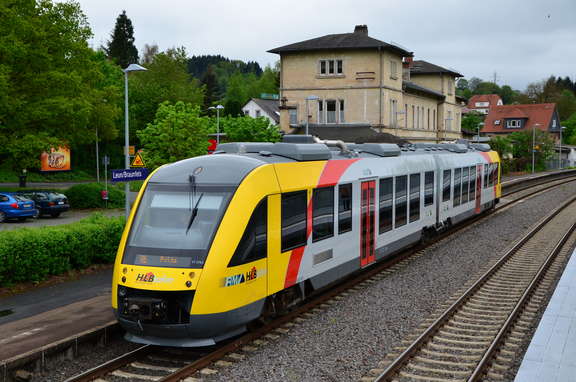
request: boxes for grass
[0,168,96,183]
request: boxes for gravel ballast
[204,183,576,382]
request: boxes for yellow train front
[112,138,501,347]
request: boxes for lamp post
[305,95,319,135]
[123,63,147,219]
[208,105,225,145]
[560,126,566,169]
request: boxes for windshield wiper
[186,193,203,234]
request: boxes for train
[112,135,501,347]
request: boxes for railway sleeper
[406,362,471,376]
[420,347,482,361]
[433,336,490,346]
[398,370,455,382]
[413,355,475,367]
[444,324,497,334]
[436,329,494,341]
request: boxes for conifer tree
[105,10,139,68]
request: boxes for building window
[318,101,324,124]
[390,99,397,127]
[395,175,407,228]
[412,105,415,129]
[326,100,336,123]
[289,109,298,125]
[494,120,500,125]
[447,111,452,131]
[405,104,408,128]
[390,60,398,79]
[553,119,557,128]
[416,106,419,129]
[433,109,436,130]
[244,110,250,116]
[442,169,451,202]
[420,107,424,129]
[339,100,345,123]
[506,119,521,128]
[424,171,434,206]
[319,59,343,76]
[281,191,307,252]
[228,199,267,267]
[338,184,352,234]
[427,109,430,130]
[379,177,393,234]
[255,110,261,118]
[312,187,334,242]
[475,102,489,107]
[409,173,420,223]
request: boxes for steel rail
[374,194,576,382]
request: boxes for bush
[0,213,125,286]
[66,182,125,209]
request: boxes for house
[467,94,503,115]
[482,103,562,141]
[268,25,465,143]
[242,98,280,125]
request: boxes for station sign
[111,168,149,182]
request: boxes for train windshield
[123,183,234,268]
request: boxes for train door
[475,164,482,213]
[360,180,376,267]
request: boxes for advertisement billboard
[40,147,71,172]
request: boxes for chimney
[354,25,368,35]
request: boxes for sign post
[103,155,110,208]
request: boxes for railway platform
[514,247,576,382]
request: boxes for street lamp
[305,95,319,135]
[560,126,567,169]
[208,105,225,145]
[123,63,147,219]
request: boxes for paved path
[0,209,124,231]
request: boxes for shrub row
[0,213,125,286]
[65,183,125,209]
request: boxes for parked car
[0,192,38,222]
[17,191,70,218]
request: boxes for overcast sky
[70,0,576,91]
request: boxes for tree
[218,116,281,142]
[141,43,159,65]
[475,81,500,95]
[0,0,122,171]
[461,112,484,134]
[556,90,576,120]
[508,130,555,170]
[488,136,512,159]
[561,112,576,145]
[137,102,210,168]
[201,65,218,110]
[105,10,139,68]
[525,81,545,103]
[499,85,515,105]
[468,77,482,93]
[224,72,247,116]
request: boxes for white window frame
[507,119,521,128]
[339,99,345,123]
[318,59,344,77]
[326,99,337,124]
[494,120,501,125]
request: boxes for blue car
[0,192,39,223]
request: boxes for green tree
[224,72,247,116]
[488,136,512,158]
[556,90,576,120]
[218,116,281,142]
[0,0,121,171]
[508,130,555,170]
[461,112,484,134]
[475,81,500,95]
[201,65,218,110]
[561,112,576,145]
[137,102,210,168]
[105,10,139,68]
[499,85,515,104]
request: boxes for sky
[69,0,576,91]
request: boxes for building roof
[295,125,409,145]
[467,94,502,109]
[403,81,445,100]
[410,60,463,77]
[482,103,557,133]
[248,98,280,124]
[268,25,413,57]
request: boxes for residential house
[467,94,503,115]
[242,98,280,125]
[268,25,464,143]
[482,103,562,141]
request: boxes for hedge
[0,213,125,286]
[66,183,125,209]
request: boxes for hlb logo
[136,272,155,282]
[246,266,257,281]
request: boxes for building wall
[241,100,278,125]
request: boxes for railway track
[372,195,576,382]
[64,175,576,382]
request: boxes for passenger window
[379,178,393,233]
[453,168,461,207]
[338,184,352,234]
[409,173,420,223]
[484,164,489,189]
[442,170,451,202]
[469,166,476,201]
[492,163,499,186]
[424,171,434,206]
[281,191,308,251]
[461,167,469,204]
[395,175,407,227]
[312,187,334,242]
[228,199,267,267]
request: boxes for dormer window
[494,120,500,125]
[506,119,521,129]
[319,59,343,76]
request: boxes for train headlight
[118,286,127,297]
[122,267,128,274]
[121,276,126,283]
[186,281,192,288]
[189,272,195,279]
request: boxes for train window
[313,186,334,242]
[409,173,420,223]
[453,168,461,207]
[442,169,451,202]
[424,171,434,206]
[469,166,476,201]
[492,163,499,186]
[484,164,489,189]
[379,177,393,234]
[488,164,494,187]
[395,175,407,228]
[338,184,353,234]
[281,191,308,251]
[228,199,267,267]
[461,167,469,204]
